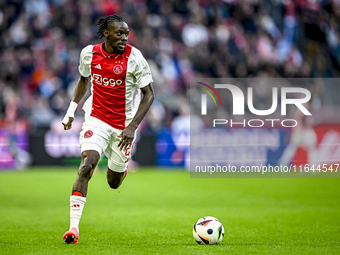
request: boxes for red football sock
[72,191,83,197]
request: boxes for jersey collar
[100,41,122,59]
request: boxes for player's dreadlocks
[97,15,126,39]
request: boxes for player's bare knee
[108,182,120,189]
[108,179,121,189]
[78,163,94,181]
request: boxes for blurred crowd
[1,0,340,131]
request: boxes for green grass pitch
[0,167,339,255]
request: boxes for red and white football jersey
[78,42,153,130]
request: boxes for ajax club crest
[84,130,93,138]
[113,64,123,75]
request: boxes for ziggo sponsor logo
[92,74,123,87]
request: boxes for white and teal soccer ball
[193,216,224,245]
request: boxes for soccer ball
[193,216,224,245]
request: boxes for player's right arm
[62,45,93,130]
[62,75,91,130]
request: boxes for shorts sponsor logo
[113,64,123,75]
[92,74,122,87]
[84,130,93,138]
[124,142,135,162]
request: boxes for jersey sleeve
[132,49,153,88]
[78,45,93,77]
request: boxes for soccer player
[61,15,154,244]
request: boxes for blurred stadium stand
[1,0,340,168]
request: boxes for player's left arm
[118,83,155,151]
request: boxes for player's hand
[118,126,135,151]
[62,116,74,130]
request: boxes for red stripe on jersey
[90,42,132,129]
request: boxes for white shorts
[79,114,136,173]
